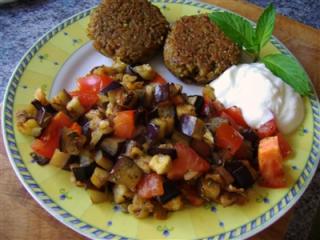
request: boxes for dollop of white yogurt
[210,63,304,134]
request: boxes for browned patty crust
[163,15,241,84]
[88,0,169,64]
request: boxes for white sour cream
[210,63,304,134]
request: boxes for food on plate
[16,58,294,219]
[210,63,305,134]
[87,0,169,64]
[163,14,240,84]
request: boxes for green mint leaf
[208,11,258,54]
[256,3,276,50]
[261,54,312,96]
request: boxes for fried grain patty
[163,15,241,84]
[87,0,169,65]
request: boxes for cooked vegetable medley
[16,58,292,219]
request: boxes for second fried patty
[163,15,241,84]
[87,0,169,65]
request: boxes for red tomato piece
[151,73,167,85]
[257,118,278,139]
[78,74,113,93]
[215,123,244,155]
[33,112,73,158]
[258,136,286,188]
[137,173,164,199]
[69,122,82,135]
[69,91,99,110]
[223,106,248,128]
[167,143,210,180]
[277,133,292,158]
[113,110,136,139]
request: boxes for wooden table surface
[0,0,319,239]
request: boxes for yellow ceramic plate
[2,1,320,239]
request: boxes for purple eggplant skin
[30,152,50,166]
[180,115,205,139]
[154,83,170,103]
[148,146,177,159]
[157,181,181,204]
[187,95,204,114]
[31,99,56,114]
[225,161,254,189]
[100,81,123,95]
[147,123,160,140]
[72,162,96,182]
[31,99,55,127]
[62,155,80,171]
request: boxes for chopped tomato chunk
[258,136,286,188]
[215,123,244,155]
[151,73,167,85]
[78,74,112,93]
[257,118,278,138]
[223,106,248,128]
[167,143,210,180]
[113,110,136,139]
[69,91,99,110]
[277,133,292,158]
[32,112,73,158]
[137,173,164,199]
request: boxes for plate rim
[2,1,320,239]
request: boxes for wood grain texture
[0,1,319,239]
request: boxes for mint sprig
[208,4,312,96]
[261,54,312,96]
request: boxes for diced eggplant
[176,104,196,118]
[187,95,204,114]
[94,150,113,171]
[62,155,80,171]
[157,105,176,118]
[128,195,154,219]
[151,118,168,139]
[225,161,255,189]
[200,177,221,201]
[100,137,126,158]
[171,131,190,145]
[240,128,259,147]
[190,139,211,158]
[100,81,122,95]
[157,181,180,204]
[30,152,50,166]
[66,97,85,119]
[154,83,169,103]
[31,99,56,114]
[133,126,147,144]
[144,84,155,108]
[50,149,70,168]
[147,123,160,140]
[118,91,139,109]
[50,90,71,111]
[207,117,228,133]
[148,145,177,159]
[134,108,147,125]
[61,128,86,155]
[90,167,109,189]
[180,115,205,139]
[31,99,55,127]
[71,162,95,182]
[132,64,156,80]
[109,156,143,191]
[162,196,184,211]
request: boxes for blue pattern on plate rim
[2,0,320,239]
